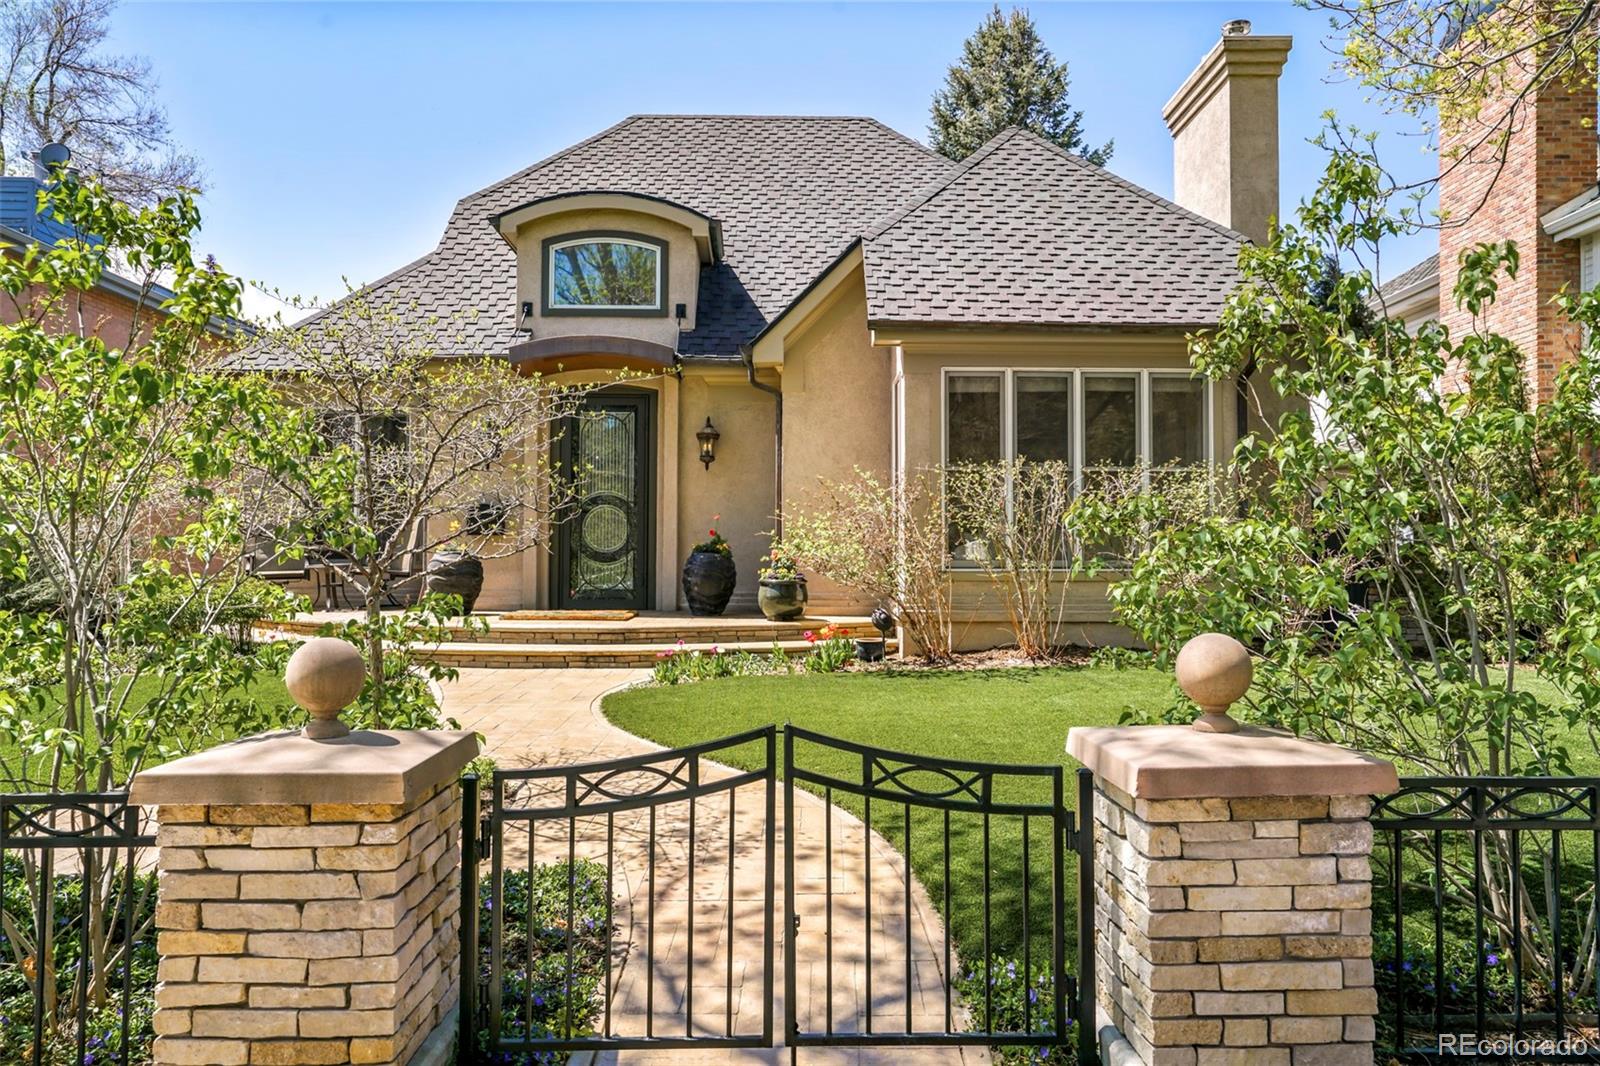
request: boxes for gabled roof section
[248,115,953,369]
[1376,253,1439,303]
[861,127,1246,329]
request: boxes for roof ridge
[861,126,1024,242]
[999,127,1249,244]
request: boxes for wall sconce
[696,416,720,470]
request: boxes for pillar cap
[1067,724,1397,800]
[130,729,479,807]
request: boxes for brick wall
[1435,37,1597,402]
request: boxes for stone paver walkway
[443,668,984,1065]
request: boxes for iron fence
[0,792,155,1066]
[1372,777,1600,1063]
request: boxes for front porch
[261,610,892,669]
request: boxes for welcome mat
[498,609,638,622]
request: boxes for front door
[554,390,654,610]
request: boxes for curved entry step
[261,613,894,668]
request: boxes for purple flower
[1486,953,1500,967]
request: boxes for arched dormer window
[542,232,667,316]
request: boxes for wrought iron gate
[459,726,1096,1062]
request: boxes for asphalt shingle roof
[239,115,953,368]
[1376,253,1439,302]
[246,118,1255,370]
[861,128,1246,328]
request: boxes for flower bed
[650,625,856,685]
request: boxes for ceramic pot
[425,550,484,615]
[757,575,807,621]
[682,550,736,616]
[855,639,886,663]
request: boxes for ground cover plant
[471,861,610,1063]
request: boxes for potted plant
[425,520,484,615]
[682,517,736,616]
[757,548,807,621]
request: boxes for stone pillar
[131,655,478,1066]
[1067,636,1398,1066]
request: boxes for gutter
[739,343,783,539]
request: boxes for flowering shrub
[758,548,802,582]
[803,624,855,674]
[651,641,793,685]
[953,955,1077,1062]
[691,515,732,556]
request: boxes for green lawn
[602,665,1600,1001]
[0,673,299,793]
[602,665,1172,976]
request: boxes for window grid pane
[1014,374,1072,464]
[946,374,1004,465]
[1082,374,1139,470]
[1150,375,1207,467]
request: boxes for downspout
[740,344,783,539]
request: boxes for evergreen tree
[929,5,1111,164]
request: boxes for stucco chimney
[1163,21,1292,243]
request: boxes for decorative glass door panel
[556,392,653,609]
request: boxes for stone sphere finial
[1175,632,1252,734]
[285,637,365,740]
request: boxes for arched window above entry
[543,232,667,315]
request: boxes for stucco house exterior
[264,25,1294,649]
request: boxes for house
[0,156,205,344]
[1378,20,1598,402]
[262,24,1294,650]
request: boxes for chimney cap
[1222,18,1252,36]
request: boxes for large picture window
[941,367,1212,565]
[543,233,666,314]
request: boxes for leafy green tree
[1075,131,1600,987]
[0,170,309,1028]
[929,4,1111,164]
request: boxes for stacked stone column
[141,781,464,1066]
[1089,777,1380,1065]
[1068,634,1398,1066]
[132,637,479,1066]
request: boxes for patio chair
[245,537,309,586]
[382,517,429,607]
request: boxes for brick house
[1378,41,1598,403]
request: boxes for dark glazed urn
[682,550,736,616]
[425,550,484,615]
[757,576,808,621]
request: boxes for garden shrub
[953,954,1076,1063]
[0,854,158,1066]
[472,860,611,1059]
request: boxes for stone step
[417,637,898,670]
[262,613,882,647]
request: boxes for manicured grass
[0,673,298,793]
[602,665,1172,973]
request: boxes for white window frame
[940,367,1213,480]
[546,235,664,312]
[940,366,1214,567]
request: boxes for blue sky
[109,1,1438,305]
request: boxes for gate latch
[477,818,493,857]
[791,913,801,936]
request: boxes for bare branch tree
[0,0,199,201]
[248,289,616,712]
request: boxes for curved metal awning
[507,335,679,376]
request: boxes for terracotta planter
[757,576,807,621]
[682,550,736,616]
[425,550,484,615]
